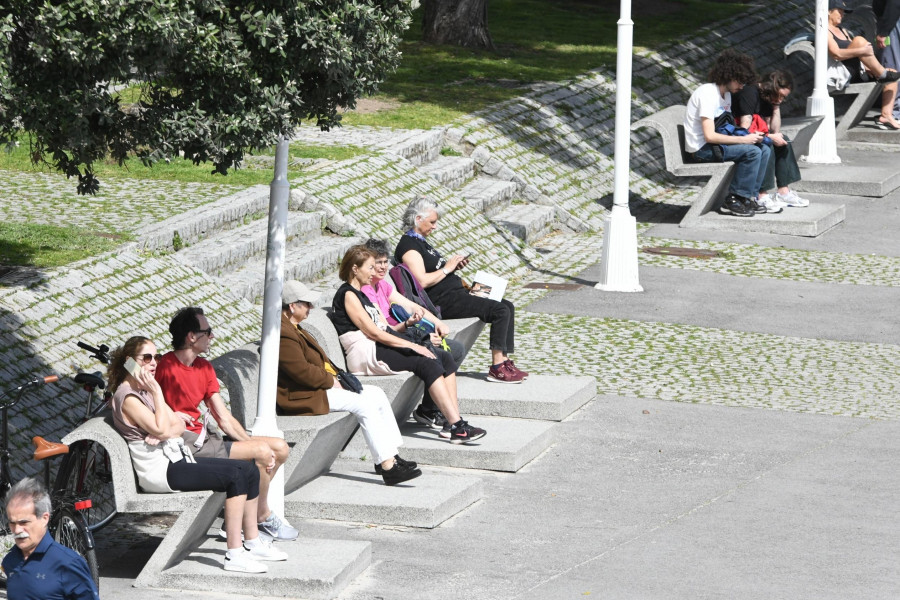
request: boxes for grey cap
[282,280,321,306]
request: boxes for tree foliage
[0,0,414,193]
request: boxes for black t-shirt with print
[330,283,382,336]
[394,234,463,304]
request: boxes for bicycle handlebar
[77,341,110,365]
[0,374,59,404]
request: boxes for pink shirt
[360,279,399,325]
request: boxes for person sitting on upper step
[394,196,528,384]
[361,237,467,437]
[330,244,487,445]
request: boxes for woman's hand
[143,434,162,446]
[405,312,423,327]
[332,375,343,389]
[435,321,450,338]
[445,254,469,272]
[411,344,436,359]
[429,333,443,346]
[136,368,163,398]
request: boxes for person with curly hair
[683,49,773,217]
[732,69,809,211]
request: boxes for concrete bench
[784,36,882,139]
[61,415,224,587]
[632,104,736,227]
[633,105,823,229]
[213,310,485,492]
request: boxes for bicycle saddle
[32,436,69,460]
[75,371,106,389]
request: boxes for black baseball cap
[829,0,853,13]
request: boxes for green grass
[0,223,125,270]
[341,0,749,128]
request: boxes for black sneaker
[381,459,422,486]
[449,420,487,445]
[374,455,418,475]
[720,194,754,217]
[745,197,766,214]
[413,406,445,429]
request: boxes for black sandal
[873,116,900,130]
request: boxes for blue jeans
[692,142,765,199]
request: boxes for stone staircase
[134,186,362,304]
[386,130,558,245]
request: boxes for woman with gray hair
[396,197,527,384]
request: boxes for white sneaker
[756,194,785,214]
[245,538,288,562]
[777,190,809,207]
[223,548,268,573]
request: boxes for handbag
[336,369,363,394]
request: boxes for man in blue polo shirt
[2,477,98,600]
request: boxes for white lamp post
[804,0,841,163]
[595,0,643,292]
[252,136,289,515]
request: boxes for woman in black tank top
[828,1,900,128]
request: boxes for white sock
[244,536,261,549]
[226,547,244,558]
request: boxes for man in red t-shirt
[156,307,298,541]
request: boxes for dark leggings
[375,343,456,388]
[435,290,515,355]
[421,337,466,413]
[166,457,259,500]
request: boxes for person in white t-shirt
[683,49,772,218]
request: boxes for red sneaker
[488,362,524,384]
[505,359,528,379]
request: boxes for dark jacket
[874,0,900,37]
[277,313,336,415]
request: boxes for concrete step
[419,155,476,189]
[285,463,483,528]
[397,415,556,472]
[136,185,271,251]
[794,148,900,197]
[694,197,844,237]
[490,203,556,242]
[153,529,371,599]
[459,176,518,215]
[175,211,324,275]
[223,235,363,302]
[843,110,900,144]
[456,374,596,421]
[385,128,445,166]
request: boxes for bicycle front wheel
[51,504,100,590]
[54,440,117,531]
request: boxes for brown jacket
[277,313,336,415]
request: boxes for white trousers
[326,385,403,464]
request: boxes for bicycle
[0,375,99,588]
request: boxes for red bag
[748,113,769,134]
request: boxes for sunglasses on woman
[136,354,163,363]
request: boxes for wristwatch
[441,267,450,275]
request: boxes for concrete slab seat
[212,310,485,493]
[631,105,736,227]
[633,105,824,233]
[61,415,224,588]
[784,36,882,139]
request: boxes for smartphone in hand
[124,356,142,379]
